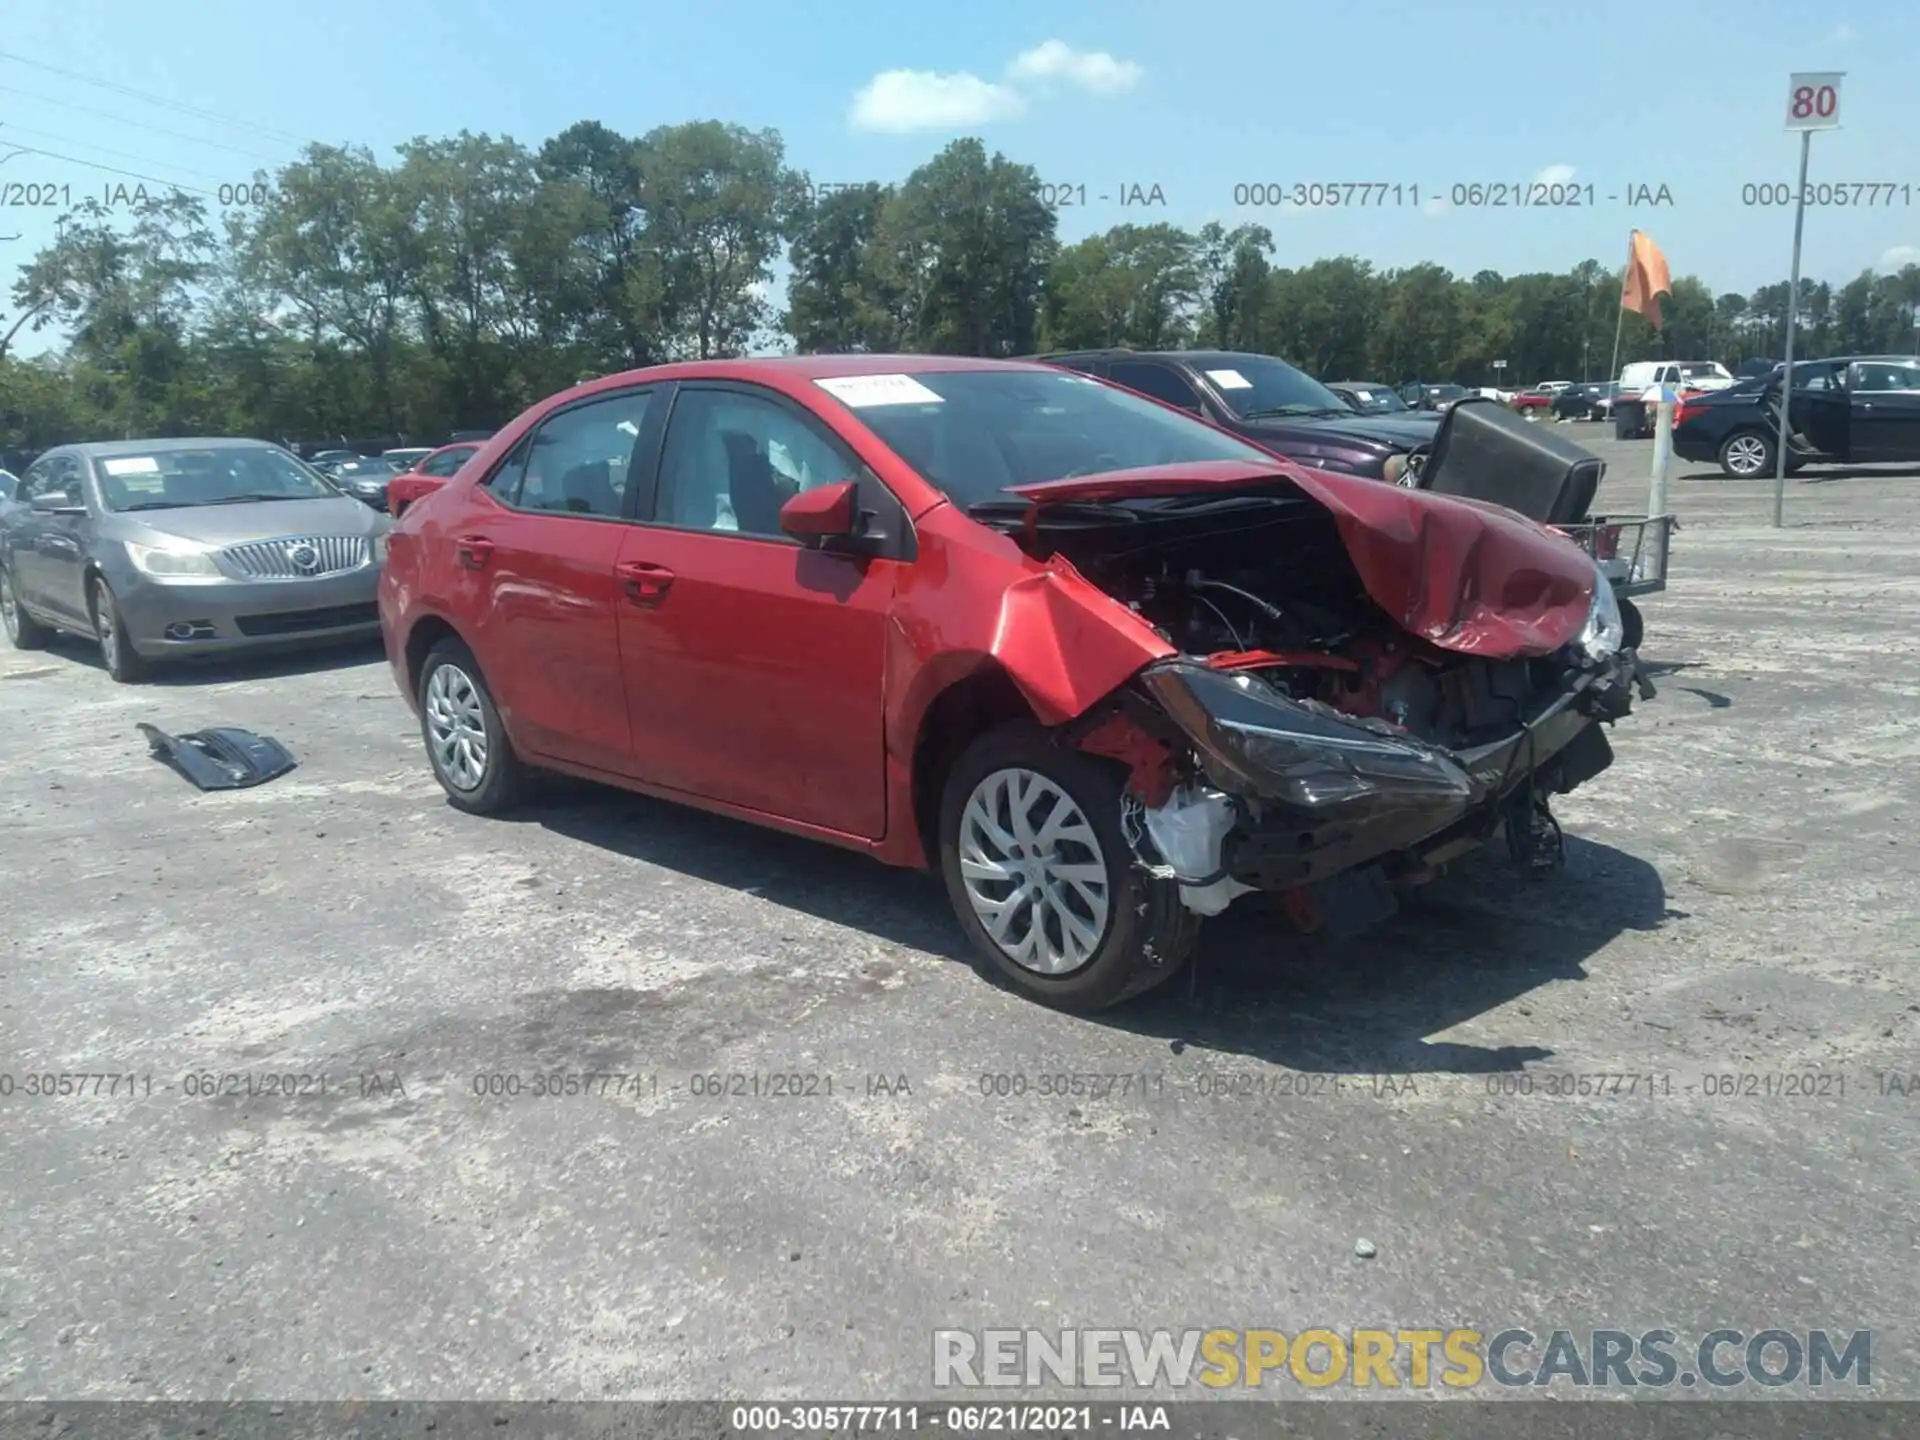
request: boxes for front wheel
[1618,596,1644,652]
[1718,429,1775,479]
[418,638,528,814]
[937,722,1199,1011]
[90,578,150,682]
[1,563,52,650]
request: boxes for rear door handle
[617,560,675,602]
[455,535,494,569]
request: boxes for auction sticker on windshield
[1205,369,1253,389]
[102,456,160,474]
[816,374,945,407]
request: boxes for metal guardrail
[1552,513,1675,597]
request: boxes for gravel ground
[1,424,1915,1406]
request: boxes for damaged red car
[379,356,1643,1010]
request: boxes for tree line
[5,121,1920,460]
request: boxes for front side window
[1850,361,1920,392]
[1107,362,1202,413]
[654,389,854,537]
[494,390,654,517]
[822,368,1282,511]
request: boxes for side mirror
[779,480,863,547]
[30,490,81,513]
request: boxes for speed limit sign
[1786,73,1843,130]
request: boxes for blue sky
[3,0,1916,358]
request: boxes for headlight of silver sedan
[124,540,223,580]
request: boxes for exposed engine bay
[985,477,1647,937]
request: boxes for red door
[451,388,659,776]
[613,385,899,838]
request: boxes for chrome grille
[220,535,369,579]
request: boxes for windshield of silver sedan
[823,369,1280,508]
[95,446,340,511]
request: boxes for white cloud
[1830,22,1858,43]
[1878,244,1920,271]
[849,40,1140,132]
[1006,40,1142,94]
[849,70,1026,133]
[1533,163,1576,187]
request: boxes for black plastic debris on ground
[137,724,297,791]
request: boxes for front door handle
[617,560,675,602]
[455,535,494,569]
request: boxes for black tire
[1618,596,1644,653]
[1717,428,1776,479]
[1,562,52,650]
[89,578,150,682]
[417,637,528,814]
[937,721,1200,1011]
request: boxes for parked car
[0,468,19,516]
[1037,349,1441,485]
[387,442,486,517]
[378,355,1639,1011]
[1551,383,1620,421]
[1612,361,1736,438]
[1673,355,1920,477]
[329,455,404,511]
[383,447,434,471]
[0,438,390,681]
[1325,381,1412,415]
[1400,382,1472,413]
[1513,385,1561,415]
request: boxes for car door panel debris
[138,723,297,790]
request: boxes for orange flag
[1621,229,1673,330]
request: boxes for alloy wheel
[93,585,119,671]
[1724,434,1770,477]
[957,767,1111,976]
[0,573,17,641]
[425,662,490,791]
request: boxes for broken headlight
[1576,561,1625,661]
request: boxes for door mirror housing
[30,490,83,514]
[779,480,869,550]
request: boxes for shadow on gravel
[519,777,1668,1079]
[31,631,386,686]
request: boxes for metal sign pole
[1773,128,1811,528]
[1775,70,1843,528]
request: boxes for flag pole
[1607,230,1633,395]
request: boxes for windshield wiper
[115,501,187,512]
[199,492,311,505]
[1237,405,1327,420]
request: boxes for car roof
[602,354,1050,384]
[63,437,282,458]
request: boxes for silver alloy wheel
[957,766,1111,975]
[93,585,119,670]
[1724,434,1770,476]
[0,572,17,640]
[425,662,490,791]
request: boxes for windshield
[1340,386,1409,414]
[335,458,400,477]
[830,369,1282,509]
[93,446,340,511]
[1185,355,1349,418]
[1429,385,1468,401]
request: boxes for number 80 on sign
[1785,72,1843,131]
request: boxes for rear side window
[1108,362,1203,413]
[486,391,654,517]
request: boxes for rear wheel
[418,638,528,814]
[1619,597,1644,652]
[90,578,150,682]
[1718,429,1775,479]
[1,562,52,650]
[938,722,1199,1011]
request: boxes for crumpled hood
[1007,460,1597,658]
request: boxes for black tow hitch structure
[1506,785,1568,877]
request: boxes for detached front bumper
[1132,649,1640,893]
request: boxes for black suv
[1673,355,1920,477]
[1035,349,1440,484]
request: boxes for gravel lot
[2,424,1916,1405]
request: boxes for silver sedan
[0,438,390,682]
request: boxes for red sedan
[388,442,485,516]
[379,356,1641,1010]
